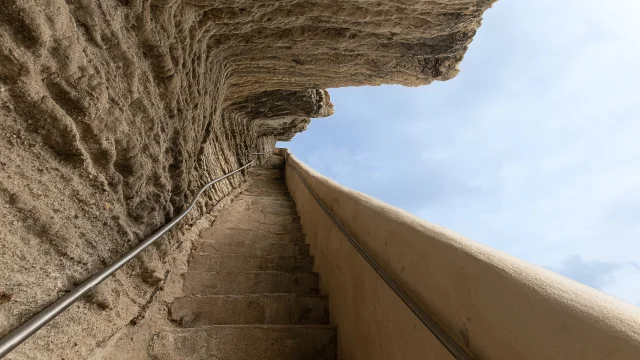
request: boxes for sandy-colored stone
[149,325,336,360]
[238,194,295,204]
[189,253,314,273]
[214,212,302,234]
[182,271,320,296]
[170,294,329,326]
[207,208,299,225]
[193,239,310,256]
[200,227,305,243]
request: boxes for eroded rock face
[0,0,495,358]
[230,89,333,140]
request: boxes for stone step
[249,177,286,182]
[240,192,294,202]
[249,169,284,180]
[261,162,285,169]
[251,168,283,174]
[246,187,290,195]
[251,168,282,173]
[149,325,336,360]
[237,197,296,209]
[228,202,299,216]
[252,167,283,172]
[249,177,287,188]
[170,294,329,326]
[247,182,289,190]
[182,271,319,296]
[212,209,298,225]
[228,199,298,214]
[250,174,285,180]
[189,253,314,272]
[228,198,296,210]
[200,227,305,244]
[213,214,302,234]
[193,240,310,257]
[262,159,285,166]
[248,181,285,187]
[237,194,294,204]
[243,188,290,197]
[252,167,282,172]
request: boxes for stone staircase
[149,155,336,359]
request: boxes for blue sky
[279,0,640,305]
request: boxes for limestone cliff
[0,0,495,358]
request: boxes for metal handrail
[0,157,261,357]
[284,153,474,360]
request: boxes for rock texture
[0,0,495,358]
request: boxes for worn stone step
[243,188,290,197]
[250,174,283,180]
[248,180,286,187]
[252,166,283,172]
[249,173,285,180]
[248,180,284,186]
[238,193,294,204]
[251,168,283,174]
[213,214,302,234]
[247,182,289,190]
[240,192,294,202]
[170,294,329,326]
[246,187,290,195]
[213,209,299,225]
[189,253,313,272]
[256,200,295,209]
[261,162,285,169]
[262,159,285,166]
[182,271,319,296]
[149,325,336,360]
[250,174,285,181]
[200,227,305,244]
[237,197,296,209]
[193,240,310,256]
[252,167,282,172]
[250,206,297,216]
[226,198,297,212]
[228,201,299,216]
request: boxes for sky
[279,0,640,306]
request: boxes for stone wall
[0,0,495,358]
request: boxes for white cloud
[602,264,640,306]
[549,256,640,305]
